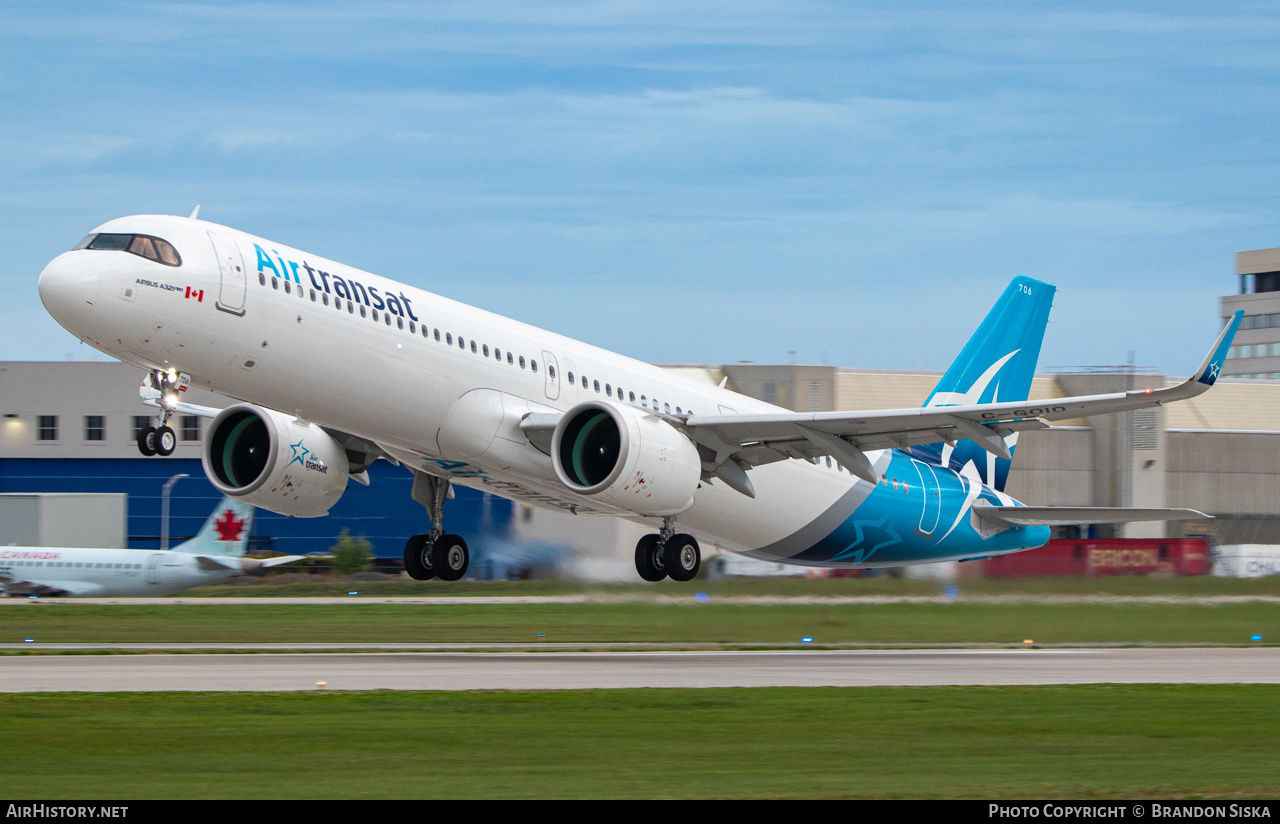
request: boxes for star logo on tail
[214,510,246,542]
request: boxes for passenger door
[209,233,247,316]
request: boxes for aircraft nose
[39,252,100,329]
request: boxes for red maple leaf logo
[214,510,246,542]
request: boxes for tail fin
[173,497,256,557]
[918,276,1055,490]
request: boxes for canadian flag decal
[185,287,204,302]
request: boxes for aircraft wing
[0,577,101,597]
[678,311,1242,489]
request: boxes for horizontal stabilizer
[238,555,306,570]
[195,555,237,571]
[972,505,1210,528]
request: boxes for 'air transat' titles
[253,243,418,321]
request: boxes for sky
[4,1,1280,375]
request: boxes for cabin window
[446,333,452,345]
[519,356,526,369]
[434,329,441,341]
[385,314,392,326]
[283,280,291,294]
[494,348,501,361]
[581,375,588,388]
[359,305,367,318]
[322,293,329,306]
[664,403,671,414]
[593,380,600,392]
[507,352,513,365]
[531,360,538,373]
[629,392,635,402]
[483,345,490,357]
[398,317,404,330]
[471,341,477,353]
[640,396,647,407]
[258,272,266,286]
[309,289,316,301]
[568,372,575,384]
[371,309,378,321]
[271,277,279,290]
[408,321,414,333]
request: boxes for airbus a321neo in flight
[38,213,1241,582]
[0,497,301,597]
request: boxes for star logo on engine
[213,510,246,542]
[289,439,310,467]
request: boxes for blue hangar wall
[0,457,520,565]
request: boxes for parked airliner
[37,214,1241,581]
[0,497,301,597]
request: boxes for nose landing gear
[135,369,188,456]
[634,518,701,582]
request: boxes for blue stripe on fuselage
[780,451,1049,567]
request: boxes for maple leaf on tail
[214,510,246,542]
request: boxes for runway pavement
[1,647,1277,692]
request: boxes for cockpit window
[80,233,182,267]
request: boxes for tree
[329,529,373,576]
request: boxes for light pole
[161,473,190,550]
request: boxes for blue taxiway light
[802,637,813,643]
[1252,634,1263,641]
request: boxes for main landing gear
[634,517,701,582]
[403,471,469,581]
[136,369,185,457]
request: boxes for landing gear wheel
[665,534,701,582]
[154,425,177,457]
[432,534,469,581]
[136,426,157,457]
[403,533,435,581]
[635,534,667,582]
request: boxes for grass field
[3,599,1276,647]
[188,573,1280,598]
[2,686,1277,798]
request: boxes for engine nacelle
[551,401,701,517]
[202,404,351,518]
